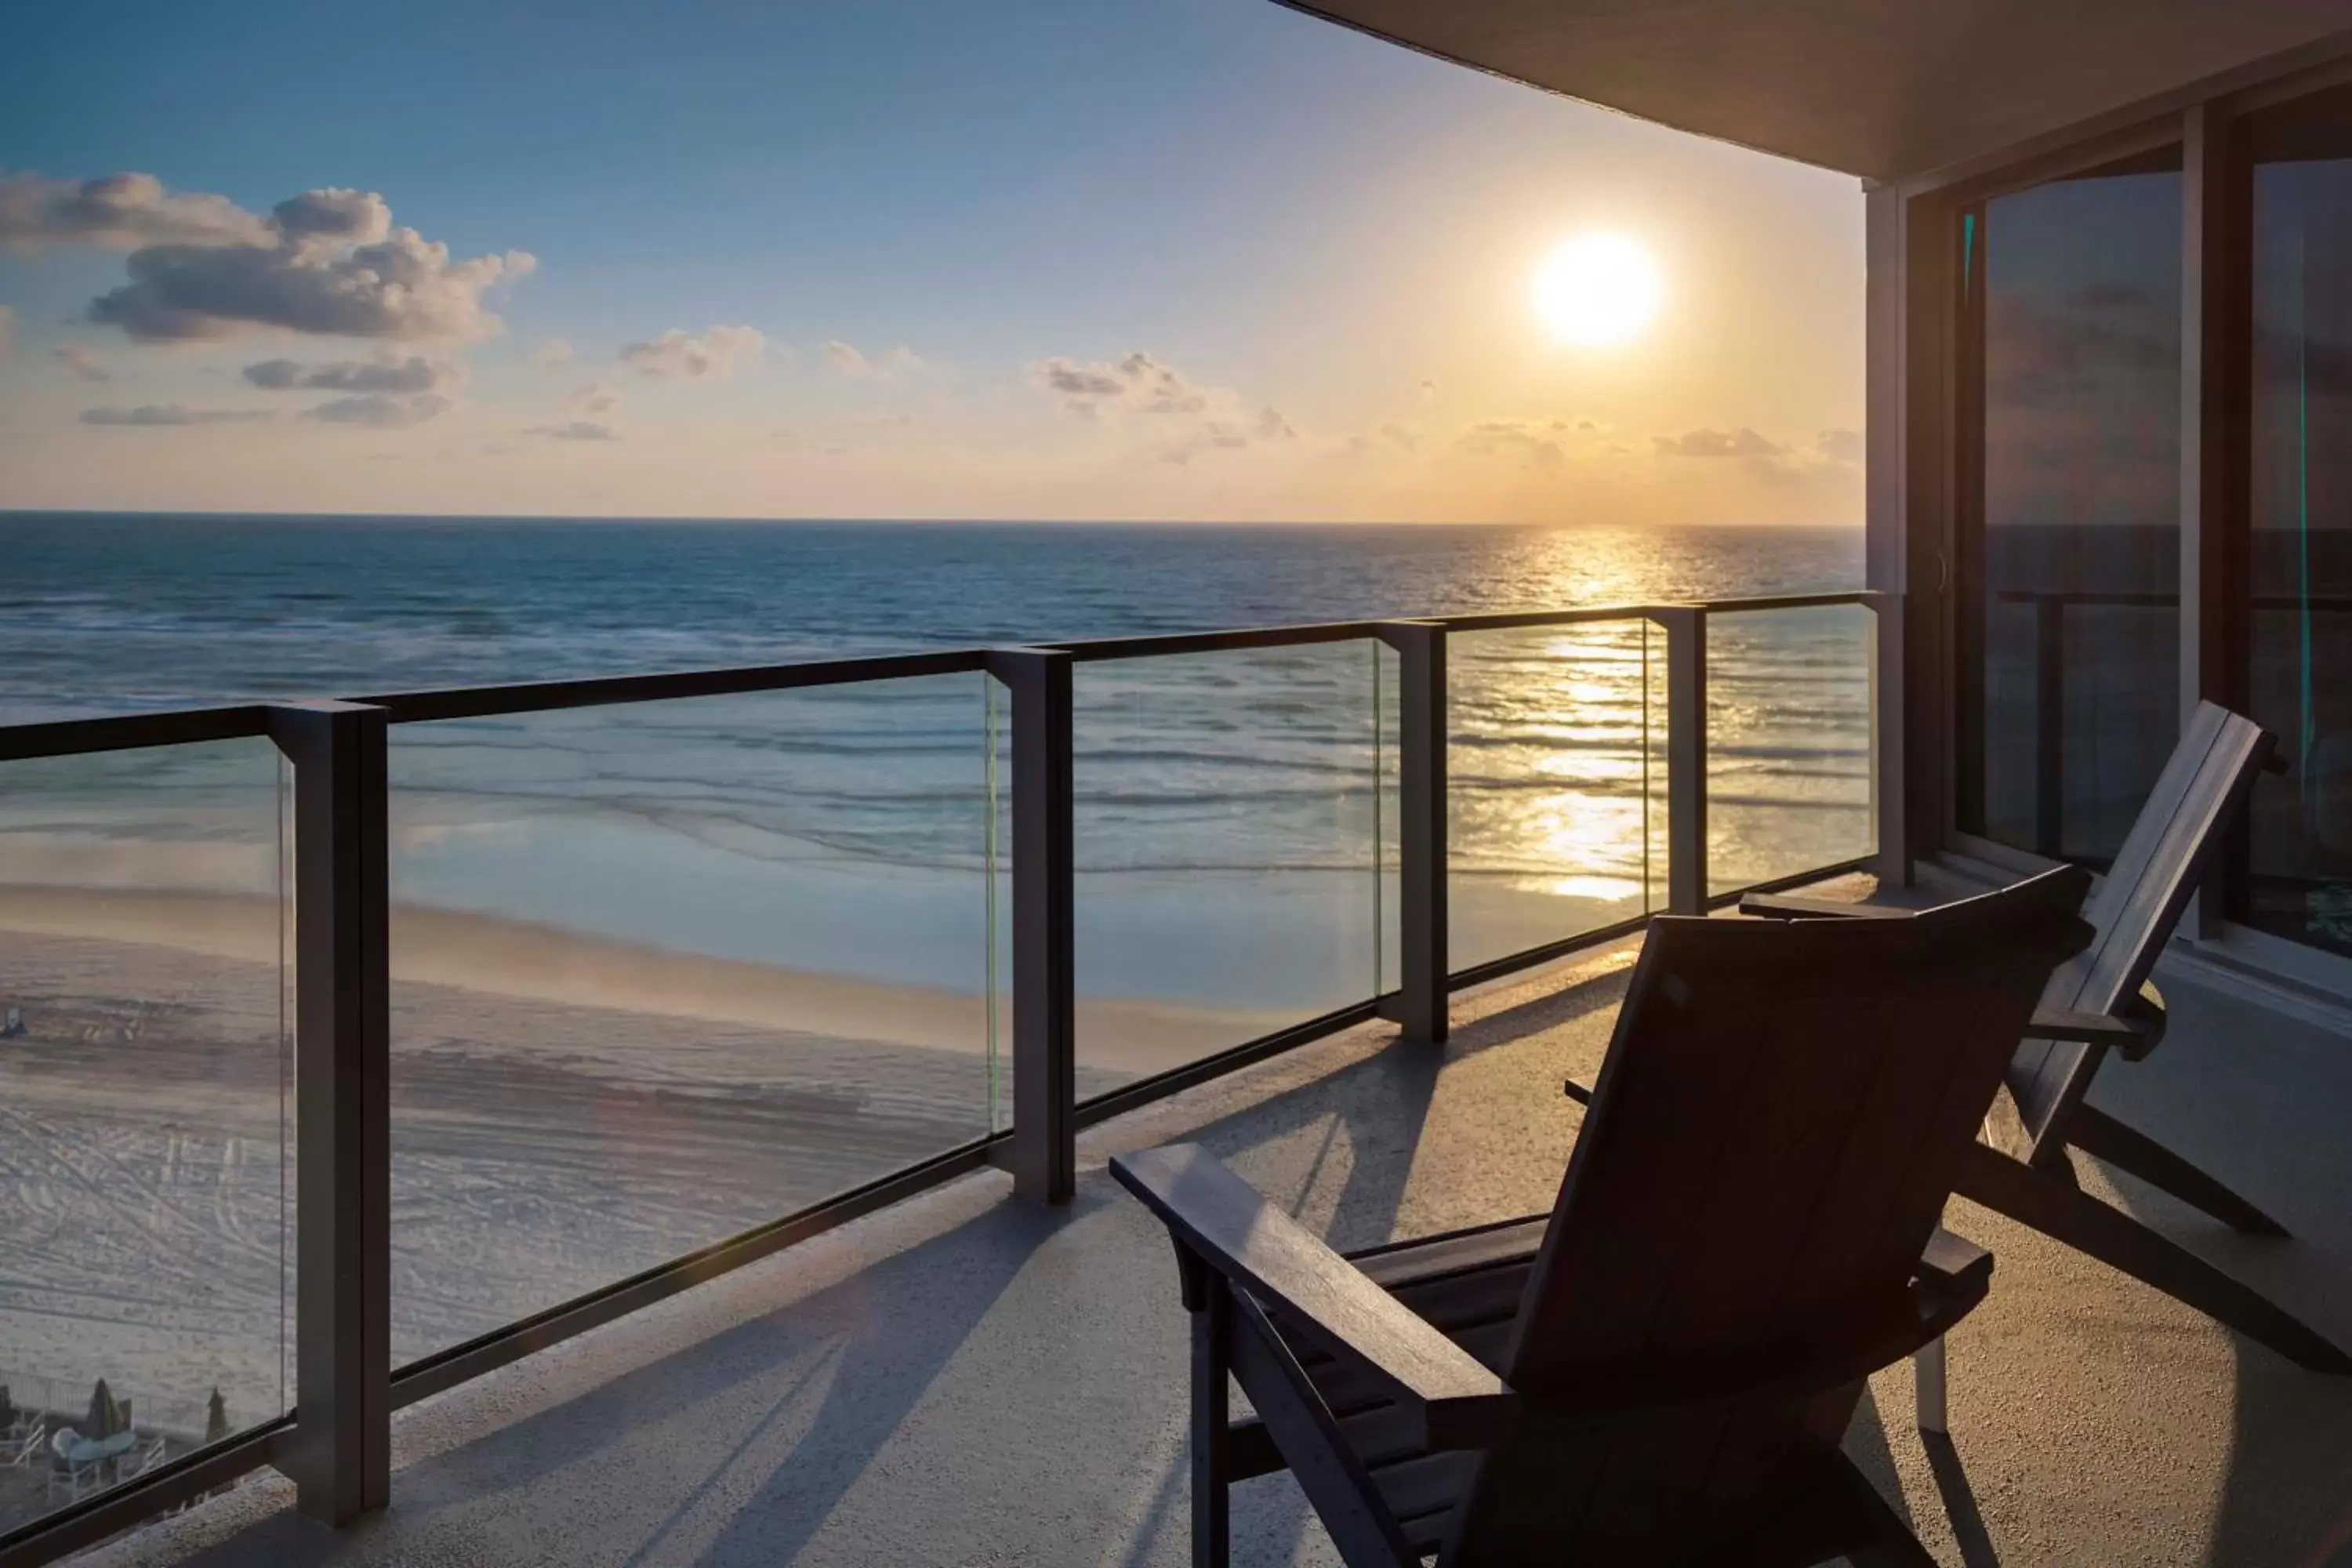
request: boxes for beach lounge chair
[1740,700,2352,1374]
[1116,866,2092,1566]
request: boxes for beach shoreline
[0,884,1295,1073]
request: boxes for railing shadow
[153,1191,1105,1567]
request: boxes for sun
[1534,234,1664,347]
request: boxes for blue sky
[0,0,1867,521]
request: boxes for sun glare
[1534,234,1664,347]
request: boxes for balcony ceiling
[1276,0,2352,181]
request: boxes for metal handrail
[0,586,1889,1566]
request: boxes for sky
[0,0,1866,524]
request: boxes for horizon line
[0,507,1865,530]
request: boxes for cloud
[1036,351,1210,416]
[81,404,270,426]
[1,171,273,251]
[1456,419,1566,469]
[306,392,452,428]
[243,354,463,394]
[526,419,618,441]
[1651,426,1786,459]
[74,181,532,343]
[53,345,110,382]
[534,336,574,368]
[1817,427,1864,463]
[1036,349,1296,463]
[1160,420,1254,465]
[1417,378,1437,399]
[565,381,622,415]
[619,325,764,380]
[822,339,924,379]
[1040,360,1125,402]
[0,305,12,358]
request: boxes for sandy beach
[0,884,1287,1468]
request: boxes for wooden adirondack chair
[1116,866,2096,1567]
[1741,701,2352,1375]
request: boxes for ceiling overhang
[1275,1,2352,182]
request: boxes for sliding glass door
[1955,150,2184,867]
[2238,85,2352,958]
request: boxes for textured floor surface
[81,889,2352,1567]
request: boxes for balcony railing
[0,589,1886,1567]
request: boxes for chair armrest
[1917,1227,1991,1294]
[1737,891,1913,920]
[2027,1006,2162,1059]
[1112,1143,1516,1448]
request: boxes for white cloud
[1817,427,1864,463]
[526,419,618,441]
[81,404,270,426]
[1457,419,1568,469]
[53,345,110,383]
[822,339,924,379]
[1348,422,1419,456]
[1034,349,1299,463]
[1,171,273,250]
[565,381,622,415]
[534,336,574,368]
[1651,426,1786,459]
[1036,351,1211,417]
[64,180,532,343]
[244,354,464,394]
[306,392,452,428]
[619,325,764,380]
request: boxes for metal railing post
[985,652,1076,1203]
[1866,592,1911,886]
[2034,593,2066,858]
[266,702,391,1525]
[1657,608,1710,916]
[1377,622,1447,1044]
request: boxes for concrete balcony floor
[86,877,2352,1567]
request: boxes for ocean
[0,514,1867,1475]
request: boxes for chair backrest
[2006,702,2272,1159]
[1440,866,2093,1565]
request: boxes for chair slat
[2008,703,2270,1157]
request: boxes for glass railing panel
[0,738,290,1534]
[385,674,996,1369]
[1705,604,1876,896]
[1448,621,1657,971]
[1072,640,1385,1098]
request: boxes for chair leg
[1192,1285,1232,1568]
[1913,1337,1947,1436]
[2064,1104,2291,1236]
[1958,1142,2352,1374]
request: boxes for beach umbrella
[85,1378,121,1438]
[205,1389,228,1445]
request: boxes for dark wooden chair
[1740,700,2352,1375]
[1116,866,2096,1566]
